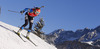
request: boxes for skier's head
[35,7,40,9]
[35,7,41,16]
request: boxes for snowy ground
[0,21,57,49]
[82,41,93,45]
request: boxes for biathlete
[17,7,41,39]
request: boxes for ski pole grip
[40,6,45,8]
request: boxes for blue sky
[0,0,100,34]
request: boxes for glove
[20,11,25,14]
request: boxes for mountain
[56,41,100,49]
[0,21,57,49]
[45,26,100,49]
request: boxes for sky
[0,0,100,34]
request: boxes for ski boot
[17,27,24,36]
[26,36,30,40]
[16,32,20,36]
[26,30,31,40]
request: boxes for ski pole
[0,6,1,15]
[34,6,45,9]
[40,6,45,8]
[8,6,44,14]
[8,10,20,14]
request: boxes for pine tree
[34,18,45,38]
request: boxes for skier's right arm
[20,8,30,14]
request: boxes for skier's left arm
[20,8,30,14]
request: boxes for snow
[0,21,57,49]
[85,41,93,45]
[82,41,93,45]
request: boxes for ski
[13,30,26,42]
[22,34,37,46]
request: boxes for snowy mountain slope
[46,27,100,44]
[0,21,57,49]
[45,26,100,49]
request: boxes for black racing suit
[21,12,34,30]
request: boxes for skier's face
[35,9,40,16]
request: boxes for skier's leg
[29,16,34,30]
[17,13,29,34]
[21,13,29,28]
[26,16,34,39]
[26,30,31,39]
